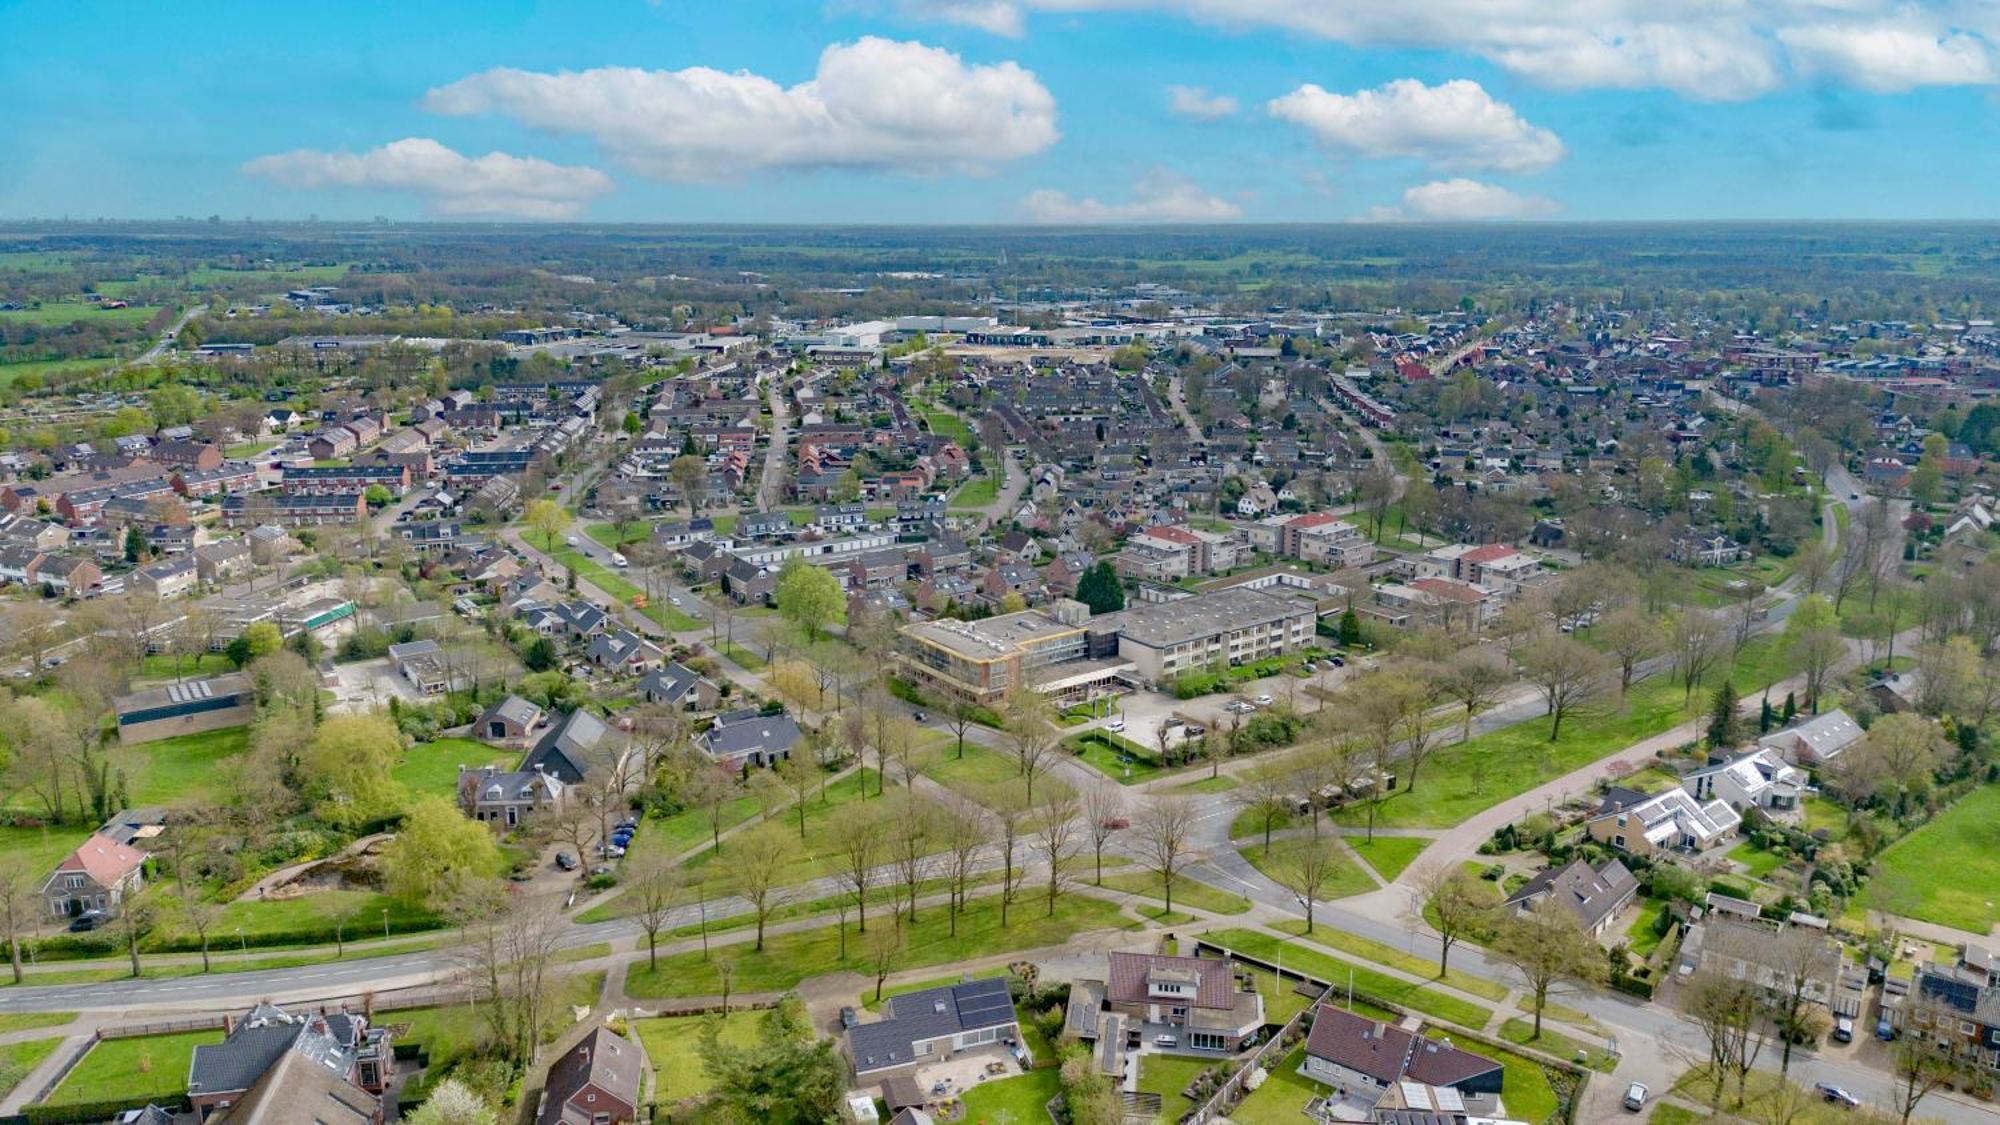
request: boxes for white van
[611,552,629,568]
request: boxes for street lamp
[381,908,390,940]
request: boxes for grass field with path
[1239,836,1381,901]
[0,1037,60,1104]
[1347,835,1431,882]
[1098,870,1251,916]
[1271,920,1509,1002]
[624,893,1131,998]
[950,475,999,510]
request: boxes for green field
[1347,835,1431,882]
[1867,783,2000,934]
[1625,898,1671,958]
[1138,1052,1214,1122]
[1239,836,1380,901]
[123,727,254,807]
[926,412,974,444]
[40,1028,222,1107]
[1271,920,1510,1003]
[624,892,1130,998]
[682,768,882,882]
[1339,637,1792,829]
[922,743,1021,788]
[950,475,999,510]
[1497,1018,1618,1072]
[1099,870,1251,916]
[1200,929,1493,1029]
[0,301,162,326]
[633,1011,764,1102]
[0,357,115,386]
[1727,840,1785,879]
[1229,1045,1323,1125]
[223,440,276,459]
[1066,730,1164,784]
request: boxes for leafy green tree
[123,525,147,564]
[700,995,847,1124]
[384,796,503,904]
[524,498,570,551]
[1075,562,1124,614]
[302,714,406,829]
[243,621,283,660]
[621,411,642,435]
[363,484,392,508]
[775,557,843,643]
[522,635,560,673]
[1338,609,1363,647]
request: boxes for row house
[149,440,223,471]
[173,463,263,499]
[56,474,177,523]
[221,492,367,528]
[281,464,411,497]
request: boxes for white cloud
[899,1,2000,99]
[1022,170,1242,222]
[896,0,1026,36]
[1363,178,1559,222]
[241,138,612,219]
[425,37,1058,181]
[1166,84,1239,120]
[1779,22,1996,92]
[1268,78,1565,174]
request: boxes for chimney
[222,1013,235,1036]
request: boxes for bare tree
[1408,863,1495,979]
[1130,795,1197,916]
[1005,693,1062,803]
[1516,634,1607,741]
[1683,962,1768,1111]
[983,780,1031,927]
[834,806,886,935]
[0,858,37,983]
[1235,767,1296,852]
[1438,646,1512,740]
[1893,1004,1969,1124]
[1274,833,1342,934]
[939,802,987,934]
[731,823,797,951]
[772,753,820,839]
[449,883,568,1063]
[1596,607,1663,695]
[1081,786,1123,885]
[626,847,686,970]
[864,920,905,1003]
[1032,789,1081,917]
[884,796,937,926]
[1667,610,1725,704]
[1491,901,1606,1037]
[114,885,153,978]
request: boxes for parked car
[554,852,579,871]
[68,910,107,933]
[1876,1018,1897,1041]
[1301,661,1317,673]
[1816,1083,1860,1108]
[564,534,579,547]
[911,710,928,723]
[611,552,628,568]
[1622,1083,1648,1112]
[1329,656,1345,667]
[1106,718,1126,733]
[840,1006,859,1029]
[596,842,625,858]
[1253,694,1274,707]
[1832,1015,1854,1043]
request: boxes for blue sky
[2,0,1999,223]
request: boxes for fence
[1181,945,1329,1125]
[96,1016,224,1041]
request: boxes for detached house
[1685,747,1806,820]
[1299,1004,1505,1115]
[1068,951,1265,1057]
[1503,857,1639,937]
[188,1002,392,1122]
[845,977,1020,1079]
[457,765,566,829]
[1758,709,1862,766]
[638,662,718,712]
[700,708,801,769]
[42,833,146,920]
[538,1026,644,1125]
[1586,785,1741,858]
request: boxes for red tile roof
[1142,525,1201,545]
[1106,952,1234,1011]
[1460,544,1518,564]
[54,834,145,886]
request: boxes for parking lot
[326,656,423,714]
[1077,659,1355,752]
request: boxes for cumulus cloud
[1779,22,1996,92]
[1268,79,1565,174]
[898,1,2000,99]
[1021,170,1242,223]
[425,38,1058,181]
[1363,178,1559,222]
[242,138,612,219]
[1166,84,1239,120]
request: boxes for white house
[1684,747,1807,820]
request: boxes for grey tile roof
[847,977,1016,1074]
[524,709,609,784]
[701,711,801,762]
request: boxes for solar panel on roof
[953,978,1015,1029]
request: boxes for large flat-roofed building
[112,673,256,745]
[1103,587,1315,685]
[895,602,1104,707]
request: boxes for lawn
[1239,836,1381,901]
[1066,730,1165,785]
[926,412,974,445]
[1866,782,2000,934]
[0,357,114,387]
[0,1013,73,1033]
[1244,964,1320,1024]
[40,1028,223,1107]
[1648,1106,1701,1125]
[1727,840,1786,879]
[1347,836,1431,883]
[1173,775,1239,795]
[541,541,699,630]
[1201,929,1493,1029]
[1339,637,1793,830]
[633,1010,765,1102]
[1497,1018,1618,1072]
[923,744,1022,788]
[138,651,236,679]
[1271,921,1510,1003]
[0,1037,61,1104]
[1625,898,1671,958]
[124,727,253,807]
[624,893,1130,998]
[682,768,882,882]
[0,826,95,877]
[1138,1052,1215,1122]
[1230,1045,1322,1125]
[959,1066,1059,1125]
[222,440,276,460]
[950,475,999,510]
[1098,870,1251,916]
[392,737,510,798]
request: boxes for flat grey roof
[1106,587,1309,649]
